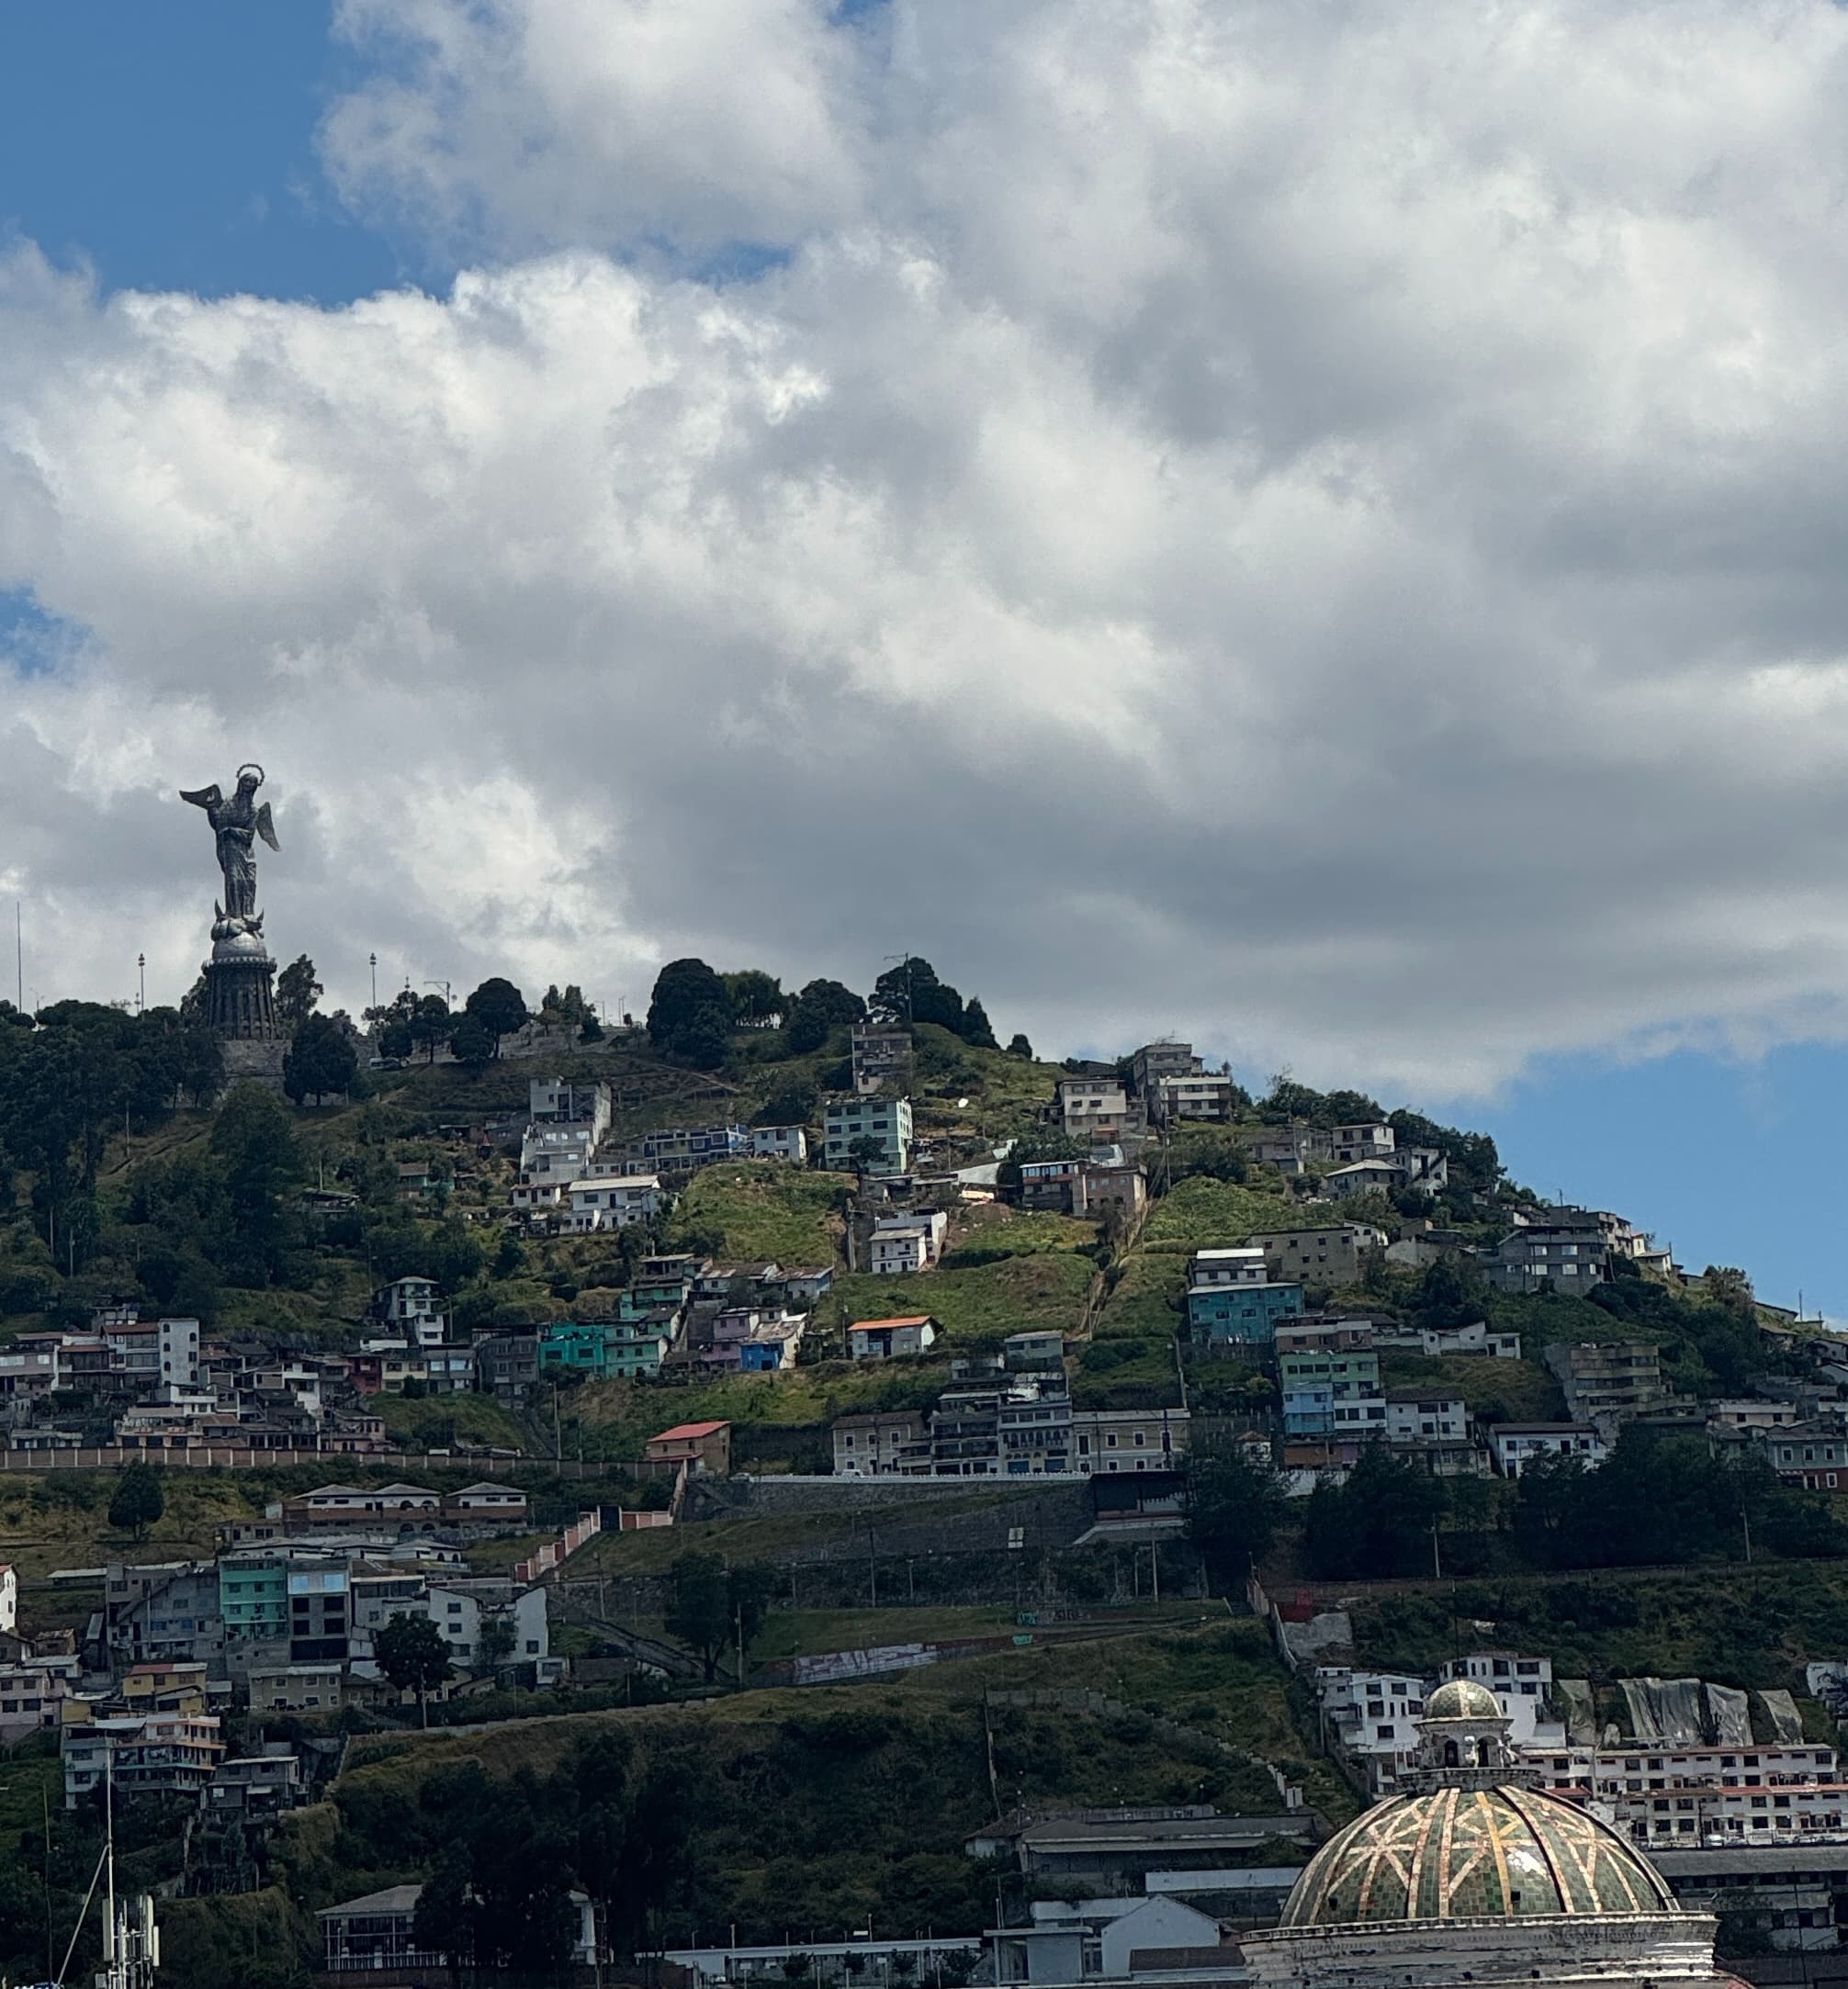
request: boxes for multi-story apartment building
[831,1410,928,1478]
[1069,1407,1189,1475]
[1057,1077,1135,1142]
[824,1096,913,1175]
[851,1022,913,1096]
[528,1077,611,1144]
[1152,1073,1238,1124]
[1527,1738,1846,1848]
[1248,1225,1386,1289]
[1129,1040,1201,1097]
[1542,1341,1668,1429]
[64,1709,224,1809]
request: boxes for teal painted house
[1187,1280,1303,1346]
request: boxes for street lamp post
[369,952,377,1010]
[135,953,145,1013]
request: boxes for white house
[1488,1422,1606,1478]
[1438,1652,1561,1744]
[0,1562,17,1636]
[1316,1668,1428,1791]
[749,1125,808,1163]
[424,1582,548,1669]
[1384,1393,1470,1444]
[564,1174,663,1232]
[871,1225,933,1275]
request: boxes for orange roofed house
[639,1420,731,1480]
[846,1316,939,1361]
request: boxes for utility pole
[136,953,145,1013]
[369,952,378,1010]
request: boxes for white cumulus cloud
[5,0,1848,1096]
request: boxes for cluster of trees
[868,957,997,1047]
[0,999,222,1269]
[646,954,1006,1068]
[389,1736,692,1974]
[1284,1426,1842,1581]
[1511,1431,1840,1568]
[367,975,531,1073]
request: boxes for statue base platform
[206,932,287,1097]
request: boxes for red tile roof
[648,1421,729,1443]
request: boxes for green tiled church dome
[1281,1784,1675,1927]
[1422,1679,1503,1721]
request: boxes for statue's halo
[237,762,265,787]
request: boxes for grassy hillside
[1141,1178,1301,1255]
[245,1617,1339,1968]
[832,1254,1097,1351]
[666,1163,854,1264]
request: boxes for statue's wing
[255,801,279,852]
[179,783,222,811]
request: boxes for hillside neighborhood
[1,959,1847,1986]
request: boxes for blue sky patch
[0,589,85,679]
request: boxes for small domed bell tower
[1403,1677,1537,1792]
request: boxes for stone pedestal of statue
[206,927,287,1095]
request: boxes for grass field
[1141,1178,1300,1254]
[832,1253,1097,1350]
[569,1359,947,1462]
[374,1389,530,1452]
[1377,1351,1564,1419]
[665,1163,855,1264]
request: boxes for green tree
[871,956,964,1031]
[375,1611,453,1725]
[209,1082,302,1286]
[784,977,864,1052]
[1007,1032,1033,1059]
[846,1134,887,1175]
[283,1014,358,1105]
[411,1844,475,1969]
[1303,1443,1446,1578]
[274,953,322,1031]
[464,976,529,1054]
[722,969,784,1025]
[663,1552,732,1681]
[477,1613,517,1675]
[377,1017,414,1062]
[648,959,733,1063]
[108,1464,164,1541]
[960,996,999,1049]
[411,994,451,1063]
[729,1564,776,1676]
[448,1014,497,1074]
[1187,1441,1287,1588]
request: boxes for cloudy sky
[3,0,1848,1306]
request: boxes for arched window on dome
[1444,1739,1459,1768]
[1478,1736,1495,1767]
